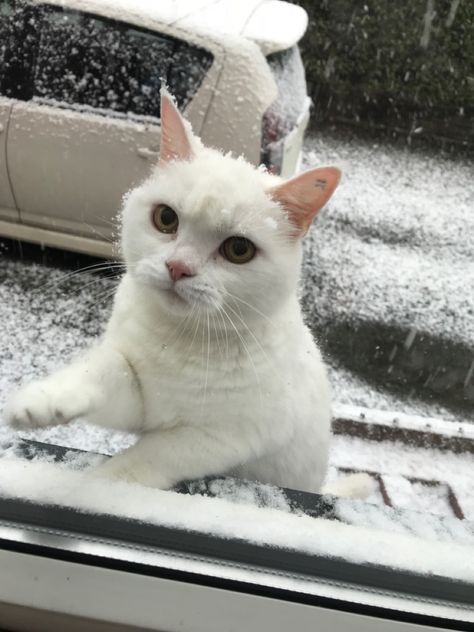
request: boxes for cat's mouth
[165,282,216,310]
[162,286,188,306]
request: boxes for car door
[0,100,16,223]
[6,4,214,246]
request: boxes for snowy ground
[302,130,474,421]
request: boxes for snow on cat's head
[121,89,340,322]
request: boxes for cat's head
[121,89,340,325]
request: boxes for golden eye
[220,236,256,264]
[152,204,179,233]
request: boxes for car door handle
[137,147,159,160]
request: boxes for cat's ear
[269,167,341,235]
[159,88,194,165]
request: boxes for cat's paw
[5,379,94,430]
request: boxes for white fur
[5,145,332,492]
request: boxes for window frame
[0,439,472,630]
[1,496,472,630]
[0,548,469,632]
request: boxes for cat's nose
[166,259,194,282]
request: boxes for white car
[0,0,311,257]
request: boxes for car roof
[38,0,307,54]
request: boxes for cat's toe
[7,405,38,430]
[5,382,76,430]
[6,393,50,430]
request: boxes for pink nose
[166,259,194,282]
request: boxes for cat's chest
[107,292,324,428]
[129,340,275,427]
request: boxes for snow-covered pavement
[302,131,474,419]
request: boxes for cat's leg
[5,345,143,433]
[93,420,290,488]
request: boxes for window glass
[167,39,214,109]
[0,1,13,72]
[0,0,38,100]
[120,27,171,117]
[0,1,213,115]
[0,0,473,625]
[33,7,213,118]
[34,10,169,118]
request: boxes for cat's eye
[152,204,179,233]
[220,236,256,264]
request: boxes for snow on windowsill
[0,454,473,586]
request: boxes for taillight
[261,105,285,175]
[262,108,284,146]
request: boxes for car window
[0,0,38,100]
[1,1,213,118]
[0,1,12,74]
[34,9,170,118]
[167,39,214,110]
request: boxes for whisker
[167,301,198,349]
[82,221,117,245]
[94,287,120,305]
[217,302,230,358]
[200,311,211,413]
[223,301,282,388]
[187,305,203,362]
[217,303,263,409]
[52,274,122,301]
[211,311,224,360]
[224,291,277,329]
[33,262,127,295]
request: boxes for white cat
[5,90,341,493]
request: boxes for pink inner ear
[270,167,341,235]
[159,92,193,165]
